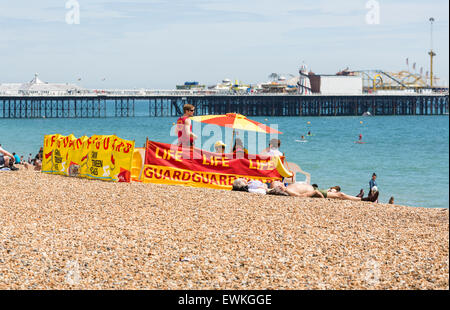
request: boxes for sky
[0,0,448,89]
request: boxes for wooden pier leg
[420,97,423,115]
[298,98,302,116]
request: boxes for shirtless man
[270,181,378,202]
[268,181,324,198]
[176,104,197,147]
[312,184,379,202]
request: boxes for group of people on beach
[175,103,390,204]
[0,144,43,171]
[3,104,394,205]
[176,103,282,157]
[232,176,380,203]
[232,171,396,205]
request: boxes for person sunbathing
[267,181,324,198]
[232,178,317,197]
[312,184,379,202]
[232,178,268,195]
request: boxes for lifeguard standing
[176,104,197,147]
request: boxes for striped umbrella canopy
[190,113,282,134]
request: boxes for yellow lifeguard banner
[43,134,134,182]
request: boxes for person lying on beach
[232,178,268,195]
[267,181,324,198]
[311,184,379,202]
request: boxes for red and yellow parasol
[190,113,282,134]
[190,113,282,151]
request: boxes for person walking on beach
[176,104,198,147]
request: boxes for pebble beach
[0,169,448,290]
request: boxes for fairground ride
[351,70,447,93]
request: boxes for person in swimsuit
[312,185,340,198]
[176,104,197,147]
[311,184,379,202]
[267,181,324,198]
[232,178,268,195]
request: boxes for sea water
[0,112,448,209]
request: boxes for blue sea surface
[0,113,448,209]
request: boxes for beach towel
[248,180,267,195]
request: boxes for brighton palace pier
[0,75,448,118]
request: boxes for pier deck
[0,94,448,118]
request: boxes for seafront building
[0,73,86,96]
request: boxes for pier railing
[0,88,448,98]
[0,94,448,118]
